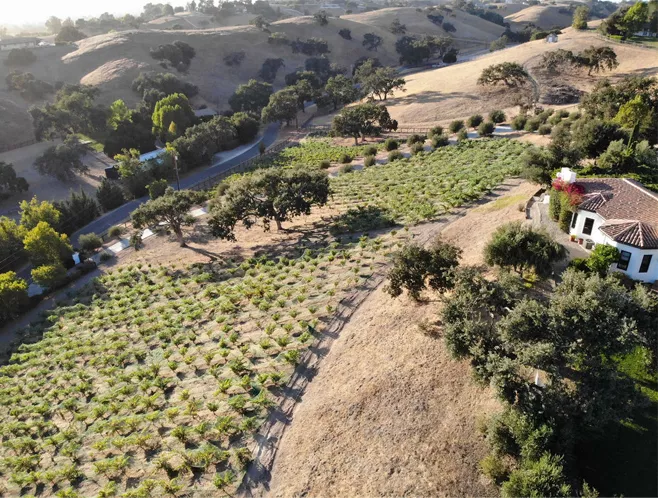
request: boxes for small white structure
[560,169,658,283]
[194,107,217,118]
[0,37,39,51]
[139,149,167,162]
[546,33,558,43]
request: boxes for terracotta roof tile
[576,178,658,249]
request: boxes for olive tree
[131,188,206,247]
[484,222,565,276]
[209,168,330,240]
[331,103,398,145]
[386,238,462,300]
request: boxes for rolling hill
[380,25,658,127]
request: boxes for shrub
[411,142,425,155]
[568,257,590,273]
[147,179,169,199]
[511,114,528,131]
[338,28,352,40]
[478,121,495,137]
[364,155,376,167]
[340,164,354,174]
[480,454,509,484]
[32,263,67,288]
[339,153,352,164]
[586,244,620,276]
[5,48,37,66]
[457,129,469,142]
[484,222,565,276]
[384,138,399,151]
[538,124,552,135]
[443,49,458,63]
[449,120,465,133]
[230,112,260,144]
[0,272,29,324]
[99,251,114,262]
[388,150,404,162]
[78,233,103,252]
[223,51,246,66]
[432,134,449,148]
[319,160,331,169]
[364,145,378,156]
[524,117,542,132]
[386,237,462,300]
[489,110,506,124]
[406,134,425,146]
[501,453,571,498]
[467,114,484,129]
[429,125,443,137]
[443,22,456,32]
[108,226,124,238]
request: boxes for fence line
[305,124,438,135]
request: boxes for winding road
[70,123,280,245]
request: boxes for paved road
[70,123,280,245]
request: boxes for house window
[639,254,652,273]
[582,217,594,235]
[571,211,578,229]
[618,250,632,271]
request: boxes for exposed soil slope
[265,181,537,497]
[383,26,658,127]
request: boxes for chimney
[557,167,576,184]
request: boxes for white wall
[569,210,606,244]
[570,208,658,283]
[610,243,658,283]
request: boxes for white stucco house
[0,37,39,51]
[557,170,658,283]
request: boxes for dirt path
[243,180,537,497]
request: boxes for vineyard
[0,232,409,497]
[329,139,529,224]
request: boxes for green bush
[364,145,378,156]
[340,164,354,174]
[432,134,450,148]
[79,233,103,252]
[32,263,67,288]
[99,251,114,262]
[511,115,528,131]
[586,244,620,276]
[568,257,590,273]
[557,199,572,232]
[407,134,426,146]
[411,142,425,155]
[319,160,331,169]
[429,125,443,137]
[524,117,542,132]
[480,454,509,484]
[478,121,496,137]
[568,111,581,121]
[501,453,572,498]
[548,189,563,221]
[384,138,399,151]
[489,110,506,124]
[147,178,169,200]
[449,120,465,133]
[339,153,352,164]
[538,124,552,135]
[467,114,484,129]
[388,150,404,162]
[364,155,376,167]
[108,226,124,238]
[457,129,469,142]
[0,272,29,324]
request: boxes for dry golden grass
[383,26,658,127]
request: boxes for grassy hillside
[383,26,658,126]
[505,4,575,29]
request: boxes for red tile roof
[576,178,658,249]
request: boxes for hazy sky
[3,0,188,26]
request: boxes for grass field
[0,232,408,497]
